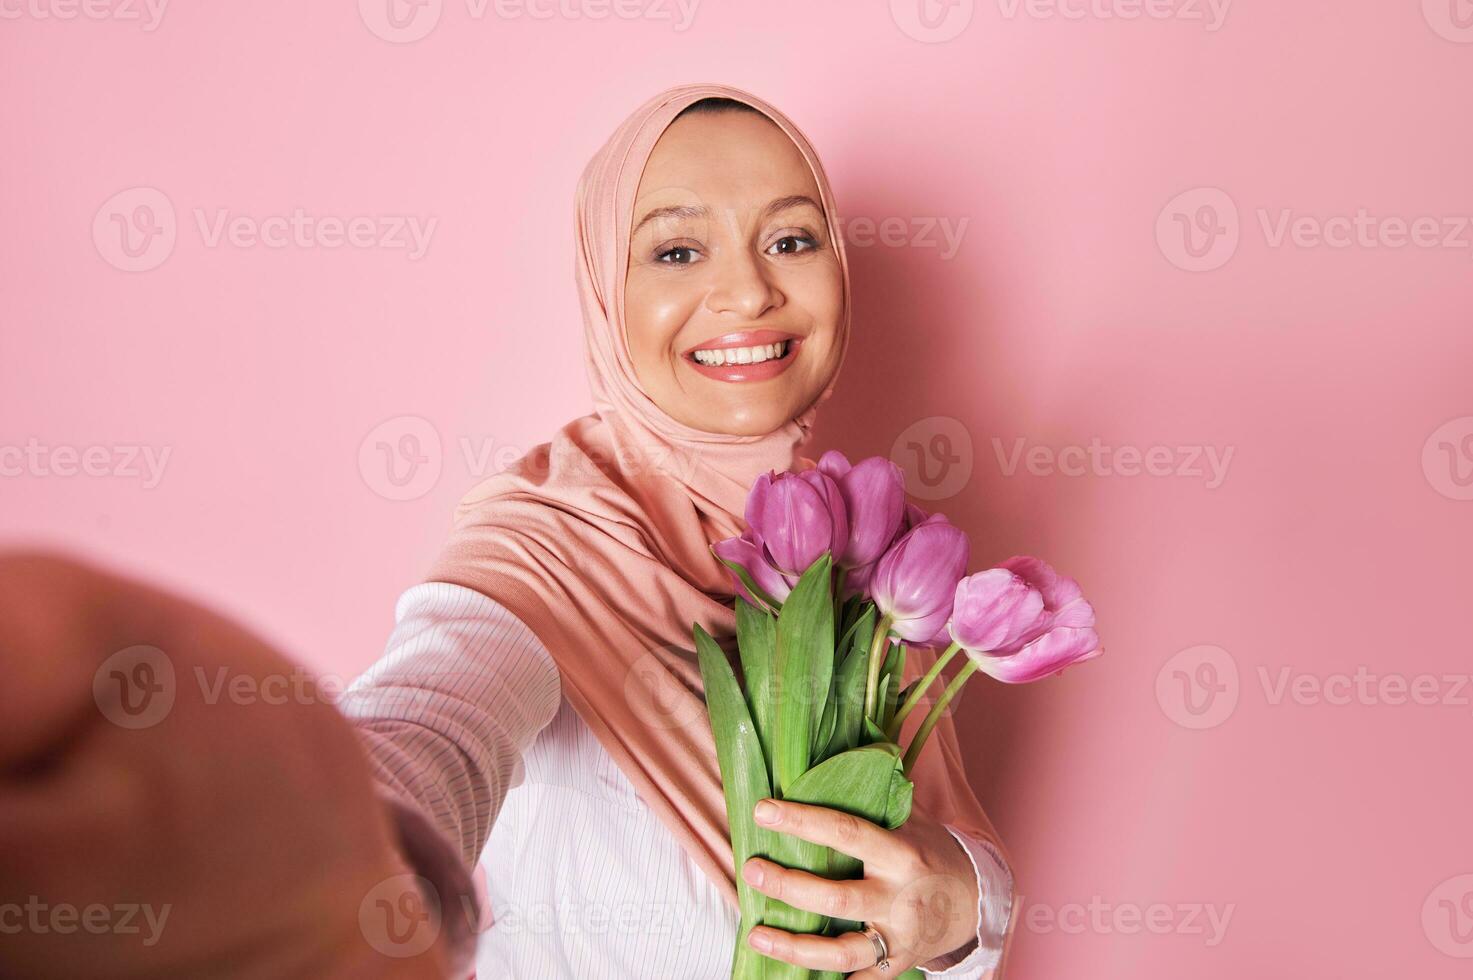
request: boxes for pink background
[4,2,1473,976]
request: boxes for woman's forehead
[633,111,822,212]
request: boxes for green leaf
[862,715,889,745]
[734,597,777,784]
[884,768,915,829]
[716,555,781,614]
[693,624,778,977]
[780,744,910,880]
[771,553,835,797]
[823,606,876,758]
[880,642,905,733]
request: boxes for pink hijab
[428,83,1010,951]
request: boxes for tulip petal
[970,627,1102,684]
[817,449,852,480]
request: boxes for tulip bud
[712,529,793,605]
[817,452,906,570]
[871,518,970,642]
[746,469,848,578]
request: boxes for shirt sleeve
[336,582,562,974]
[917,826,1016,978]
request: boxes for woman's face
[624,110,844,437]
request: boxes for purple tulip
[949,569,1048,654]
[712,528,793,605]
[816,451,907,569]
[745,469,848,578]
[870,515,970,642]
[957,556,1103,683]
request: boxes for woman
[339,84,1016,979]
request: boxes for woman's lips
[682,330,802,384]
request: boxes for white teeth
[692,341,789,367]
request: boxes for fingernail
[749,929,773,952]
[742,860,765,887]
[754,800,780,825]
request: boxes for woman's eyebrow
[631,195,822,237]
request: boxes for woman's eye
[656,244,701,265]
[767,234,818,256]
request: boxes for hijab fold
[427,83,1013,966]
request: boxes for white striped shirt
[339,583,1013,979]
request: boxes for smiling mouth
[681,330,802,383]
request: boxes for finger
[753,798,898,869]
[747,925,881,974]
[742,857,880,921]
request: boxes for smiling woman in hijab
[337,83,1017,978]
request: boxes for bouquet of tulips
[693,452,1102,979]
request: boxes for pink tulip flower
[870,515,970,642]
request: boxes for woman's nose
[703,248,781,320]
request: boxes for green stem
[886,641,961,741]
[832,566,847,632]
[902,659,979,775]
[862,613,894,724]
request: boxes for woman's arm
[919,827,1015,977]
[335,582,562,962]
